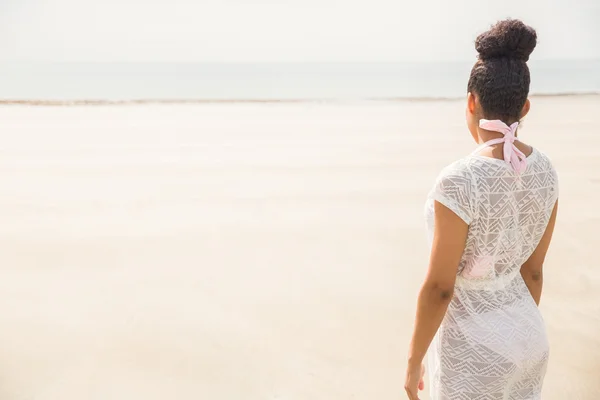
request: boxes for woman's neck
[476,128,533,158]
[477,128,516,144]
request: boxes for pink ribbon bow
[479,119,527,173]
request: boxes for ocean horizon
[1,60,599,102]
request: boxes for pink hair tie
[478,119,528,173]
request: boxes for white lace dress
[424,148,558,399]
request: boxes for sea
[0,60,598,102]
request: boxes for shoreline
[1,93,599,106]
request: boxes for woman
[405,20,559,400]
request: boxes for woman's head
[466,19,537,140]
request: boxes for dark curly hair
[467,19,537,123]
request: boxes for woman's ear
[467,92,476,115]
[521,99,531,119]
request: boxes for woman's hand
[404,362,425,400]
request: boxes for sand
[0,96,599,399]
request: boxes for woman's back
[427,148,559,288]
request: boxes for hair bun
[475,19,537,62]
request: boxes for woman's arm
[520,200,558,305]
[405,200,469,399]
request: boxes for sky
[1,0,599,63]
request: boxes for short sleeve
[429,162,476,224]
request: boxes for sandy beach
[0,96,599,399]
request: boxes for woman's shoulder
[429,157,477,224]
[530,147,557,171]
[430,157,477,197]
